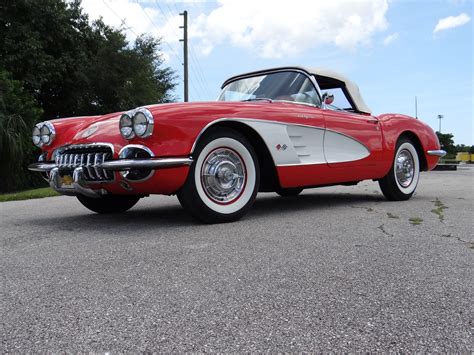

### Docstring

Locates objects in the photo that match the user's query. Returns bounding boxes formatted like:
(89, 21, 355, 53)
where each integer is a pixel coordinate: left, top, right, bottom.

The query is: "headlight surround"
(32, 121, 55, 147)
(32, 125, 42, 147)
(119, 108, 154, 140)
(119, 114, 135, 139)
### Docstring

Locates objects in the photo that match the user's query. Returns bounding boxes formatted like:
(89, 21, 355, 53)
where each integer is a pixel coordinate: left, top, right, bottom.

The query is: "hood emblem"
(81, 124, 99, 138)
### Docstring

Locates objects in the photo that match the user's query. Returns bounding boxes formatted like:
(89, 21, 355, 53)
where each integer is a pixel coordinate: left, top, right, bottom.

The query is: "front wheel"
(76, 194, 141, 214)
(177, 128, 260, 223)
(379, 137, 420, 201)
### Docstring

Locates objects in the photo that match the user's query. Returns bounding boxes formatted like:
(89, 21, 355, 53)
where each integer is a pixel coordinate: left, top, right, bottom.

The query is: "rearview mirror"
(322, 93, 334, 105)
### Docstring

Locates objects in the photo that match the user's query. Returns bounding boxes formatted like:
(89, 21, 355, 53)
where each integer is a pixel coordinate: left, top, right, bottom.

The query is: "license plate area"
(59, 174, 74, 189)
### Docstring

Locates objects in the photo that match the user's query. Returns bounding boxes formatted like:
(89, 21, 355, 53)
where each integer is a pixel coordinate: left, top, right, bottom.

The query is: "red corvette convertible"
(29, 66, 445, 223)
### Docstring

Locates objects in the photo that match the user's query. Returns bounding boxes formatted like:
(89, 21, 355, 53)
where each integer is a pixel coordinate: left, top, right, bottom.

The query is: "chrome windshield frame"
(218, 68, 323, 108)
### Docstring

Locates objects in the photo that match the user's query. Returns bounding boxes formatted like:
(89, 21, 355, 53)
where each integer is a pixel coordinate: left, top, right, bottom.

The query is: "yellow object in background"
(456, 152, 473, 162)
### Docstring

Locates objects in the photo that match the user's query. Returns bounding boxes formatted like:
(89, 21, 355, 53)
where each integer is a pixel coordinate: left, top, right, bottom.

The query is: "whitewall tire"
(379, 137, 420, 201)
(177, 128, 260, 223)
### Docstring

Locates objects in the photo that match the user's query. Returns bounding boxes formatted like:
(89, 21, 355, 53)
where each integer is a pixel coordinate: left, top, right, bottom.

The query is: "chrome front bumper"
(28, 157, 193, 198)
(427, 150, 447, 157)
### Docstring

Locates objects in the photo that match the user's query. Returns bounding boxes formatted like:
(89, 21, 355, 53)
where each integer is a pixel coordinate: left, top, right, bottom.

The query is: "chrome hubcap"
(396, 149, 415, 188)
(201, 148, 246, 204)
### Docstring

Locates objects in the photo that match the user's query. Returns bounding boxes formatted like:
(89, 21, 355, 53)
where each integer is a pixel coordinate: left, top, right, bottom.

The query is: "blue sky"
(82, 0, 473, 144)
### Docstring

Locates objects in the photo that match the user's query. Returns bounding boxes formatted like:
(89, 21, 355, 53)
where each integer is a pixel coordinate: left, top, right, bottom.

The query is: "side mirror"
(322, 93, 334, 105)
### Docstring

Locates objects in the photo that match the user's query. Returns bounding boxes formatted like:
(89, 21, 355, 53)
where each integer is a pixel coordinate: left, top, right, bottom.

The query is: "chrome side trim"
(28, 162, 56, 172)
(190, 117, 327, 154)
(427, 150, 447, 157)
(101, 157, 193, 171)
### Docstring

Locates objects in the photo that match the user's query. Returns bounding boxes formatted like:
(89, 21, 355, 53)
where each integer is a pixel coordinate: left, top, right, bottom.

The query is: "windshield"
(218, 71, 321, 107)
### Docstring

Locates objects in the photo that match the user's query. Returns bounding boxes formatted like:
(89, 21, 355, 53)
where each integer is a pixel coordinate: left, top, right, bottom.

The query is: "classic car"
(29, 66, 446, 223)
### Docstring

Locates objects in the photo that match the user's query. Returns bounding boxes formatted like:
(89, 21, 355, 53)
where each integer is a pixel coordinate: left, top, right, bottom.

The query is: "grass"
(0, 187, 60, 202)
(431, 198, 448, 222)
(409, 217, 423, 226)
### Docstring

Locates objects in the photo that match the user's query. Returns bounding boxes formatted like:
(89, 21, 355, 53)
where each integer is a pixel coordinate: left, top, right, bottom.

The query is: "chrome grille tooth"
(86, 153, 94, 180)
(94, 154, 103, 179)
(101, 152, 108, 179)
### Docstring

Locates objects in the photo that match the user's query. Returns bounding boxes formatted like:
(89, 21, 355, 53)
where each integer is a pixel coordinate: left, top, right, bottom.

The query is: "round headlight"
(32, 125, 42, 147)
(132, 109, 154, 138)
(39, 122, 55, 146)
(119, 114, 135, 139)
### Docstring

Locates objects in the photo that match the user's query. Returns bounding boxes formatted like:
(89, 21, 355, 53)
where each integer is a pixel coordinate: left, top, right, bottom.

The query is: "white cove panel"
(324, 130, 370, 163)
(237, 119, 325, 166)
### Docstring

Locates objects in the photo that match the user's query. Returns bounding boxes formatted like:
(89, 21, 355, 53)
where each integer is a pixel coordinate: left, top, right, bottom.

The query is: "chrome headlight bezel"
(119, 113, 135, 140)
(33, 121, 55, 147)
(119, 107, 154, 140)
(133, 108, 154, 138)
(32, 124, 42, 147)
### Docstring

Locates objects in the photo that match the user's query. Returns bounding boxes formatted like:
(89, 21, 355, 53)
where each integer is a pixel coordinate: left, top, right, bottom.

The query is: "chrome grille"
(55, 144, 114, 181)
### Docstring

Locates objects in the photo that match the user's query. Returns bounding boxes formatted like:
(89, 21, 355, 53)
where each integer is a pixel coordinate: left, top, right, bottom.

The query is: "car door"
(322, 109, 385, 178)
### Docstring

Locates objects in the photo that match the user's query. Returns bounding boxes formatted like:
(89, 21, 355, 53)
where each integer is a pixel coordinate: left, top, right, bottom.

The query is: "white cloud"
(80, 0, 182, 63)
(433, 13, 471, 33)
(80, 0, 390, 61)
(190, 0, 389, 58)
(383, 32, 399, 45)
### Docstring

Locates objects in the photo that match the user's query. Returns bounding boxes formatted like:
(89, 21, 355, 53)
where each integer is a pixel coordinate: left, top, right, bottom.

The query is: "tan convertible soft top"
(222, 66, 372, 114)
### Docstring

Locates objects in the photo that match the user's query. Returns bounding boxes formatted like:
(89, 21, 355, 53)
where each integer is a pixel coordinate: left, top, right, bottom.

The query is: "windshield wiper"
(241, 98, 273, 103)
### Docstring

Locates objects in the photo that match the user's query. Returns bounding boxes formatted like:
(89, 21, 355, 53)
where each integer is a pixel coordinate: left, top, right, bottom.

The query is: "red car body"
(29, 66, 444, 222)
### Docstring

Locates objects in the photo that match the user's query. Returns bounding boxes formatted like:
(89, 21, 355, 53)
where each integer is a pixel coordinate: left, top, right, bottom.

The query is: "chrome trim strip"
(101, 157, 193, 171)
(220, 67, 323, 104)
(59, 142, 115, 156)
(190, 117, 327, 154)
(28, 162, 56, 172)
(427, 149, 447, 157)
(118, 144, 155, 158)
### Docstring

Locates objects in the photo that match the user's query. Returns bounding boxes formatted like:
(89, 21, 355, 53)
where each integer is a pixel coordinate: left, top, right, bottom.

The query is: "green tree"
(0, 0, 176, 192)
(0, 71, 43, 192)
(436, 132, 456, 155)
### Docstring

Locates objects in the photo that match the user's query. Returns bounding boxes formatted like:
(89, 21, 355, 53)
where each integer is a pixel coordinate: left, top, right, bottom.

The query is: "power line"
(140, 6, 183, 64)
(102, 0, 139, 37)
(189, 45, 210, 98)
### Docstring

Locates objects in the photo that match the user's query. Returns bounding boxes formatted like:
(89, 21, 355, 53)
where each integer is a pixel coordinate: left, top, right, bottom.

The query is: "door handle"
(366, 119, 379, 124)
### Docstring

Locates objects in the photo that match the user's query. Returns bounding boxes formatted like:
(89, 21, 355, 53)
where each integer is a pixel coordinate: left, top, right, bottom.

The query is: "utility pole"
(179, 10, 188, 102)
(437, 114, 443, 133)
(415, 96, 418, 119)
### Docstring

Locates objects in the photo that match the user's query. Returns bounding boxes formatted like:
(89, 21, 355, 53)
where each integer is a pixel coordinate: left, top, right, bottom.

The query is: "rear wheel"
(379, 137, 420, 201)
(76, 194, 140, 214)
(177, 128, 260, 223)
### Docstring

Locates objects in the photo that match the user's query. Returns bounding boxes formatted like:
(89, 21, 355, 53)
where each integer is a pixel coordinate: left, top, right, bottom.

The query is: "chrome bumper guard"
(28, 157, 193, 197)
(427, 150, 447, 157)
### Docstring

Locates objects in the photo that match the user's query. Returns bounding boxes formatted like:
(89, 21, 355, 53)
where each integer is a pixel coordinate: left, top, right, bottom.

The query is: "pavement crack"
(378, 224, 393, 237)
(351, 206, 374, 212)
(439, 233, 473, 250)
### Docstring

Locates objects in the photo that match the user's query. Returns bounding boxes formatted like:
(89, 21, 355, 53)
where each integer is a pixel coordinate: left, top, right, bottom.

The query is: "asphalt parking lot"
(1, 168, 473, 352)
